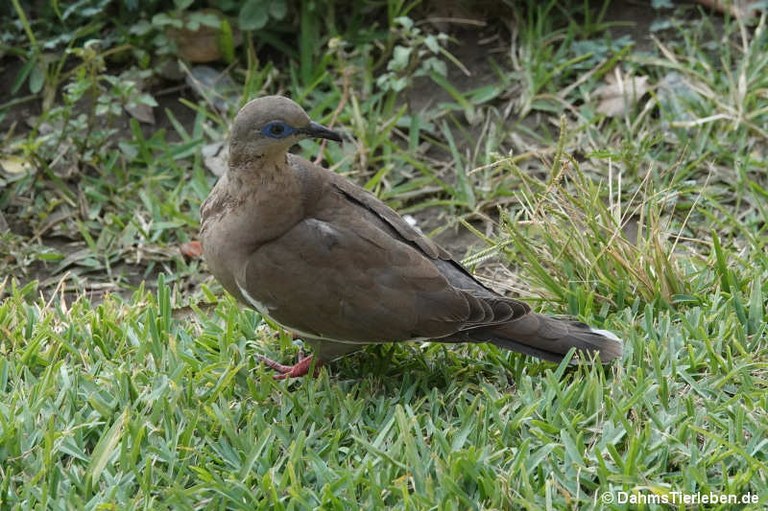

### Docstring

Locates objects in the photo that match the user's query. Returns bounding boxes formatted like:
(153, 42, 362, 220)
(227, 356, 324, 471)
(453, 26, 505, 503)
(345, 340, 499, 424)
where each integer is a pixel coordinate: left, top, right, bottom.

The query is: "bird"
(200, 95, 622, 379)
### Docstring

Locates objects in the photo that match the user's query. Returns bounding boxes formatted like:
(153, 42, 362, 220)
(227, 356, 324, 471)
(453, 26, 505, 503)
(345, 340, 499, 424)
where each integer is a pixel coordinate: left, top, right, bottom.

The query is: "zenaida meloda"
(200, 96, 622, 379)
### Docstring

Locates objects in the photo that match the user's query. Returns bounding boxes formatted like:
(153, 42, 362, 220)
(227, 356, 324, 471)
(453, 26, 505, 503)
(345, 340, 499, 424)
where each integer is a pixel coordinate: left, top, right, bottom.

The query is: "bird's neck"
(227, 152, 287, 187)
(228, 141, 288, 170)
(222, 152, 305, 241)
(227, 149, 264, 174)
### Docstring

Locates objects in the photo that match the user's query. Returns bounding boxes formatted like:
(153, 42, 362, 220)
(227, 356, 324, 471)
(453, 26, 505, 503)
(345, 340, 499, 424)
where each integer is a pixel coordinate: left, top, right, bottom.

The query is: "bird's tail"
(475, 313, 623, 363)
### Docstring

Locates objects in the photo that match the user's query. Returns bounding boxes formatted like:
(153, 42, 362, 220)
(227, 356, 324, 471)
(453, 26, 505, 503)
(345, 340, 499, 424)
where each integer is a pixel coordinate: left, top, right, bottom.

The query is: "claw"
(258, 352, 322, 379)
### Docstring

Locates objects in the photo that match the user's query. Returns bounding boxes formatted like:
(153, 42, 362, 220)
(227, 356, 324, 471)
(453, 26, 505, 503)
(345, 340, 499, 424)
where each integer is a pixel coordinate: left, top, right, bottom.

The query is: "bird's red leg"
(258, 351, 323, 380)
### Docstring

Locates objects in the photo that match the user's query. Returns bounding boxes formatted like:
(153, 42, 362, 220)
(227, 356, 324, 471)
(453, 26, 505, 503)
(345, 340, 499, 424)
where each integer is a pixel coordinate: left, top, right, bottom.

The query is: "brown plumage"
(200, 96, 622, 378)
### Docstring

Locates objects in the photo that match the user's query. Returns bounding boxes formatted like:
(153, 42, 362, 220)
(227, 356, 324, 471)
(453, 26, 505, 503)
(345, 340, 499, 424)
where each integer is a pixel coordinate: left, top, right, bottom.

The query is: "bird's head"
(229, 95, 342, 162)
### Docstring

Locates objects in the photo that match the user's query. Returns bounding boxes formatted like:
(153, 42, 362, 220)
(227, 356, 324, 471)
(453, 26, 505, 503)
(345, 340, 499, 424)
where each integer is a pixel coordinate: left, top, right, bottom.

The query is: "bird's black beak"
(300, 121, 343, 143)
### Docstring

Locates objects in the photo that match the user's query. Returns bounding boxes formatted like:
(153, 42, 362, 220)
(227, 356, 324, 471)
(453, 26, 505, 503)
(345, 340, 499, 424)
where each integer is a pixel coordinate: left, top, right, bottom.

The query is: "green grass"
(1, 270, 766, 509)
(1, 1, 767, 509)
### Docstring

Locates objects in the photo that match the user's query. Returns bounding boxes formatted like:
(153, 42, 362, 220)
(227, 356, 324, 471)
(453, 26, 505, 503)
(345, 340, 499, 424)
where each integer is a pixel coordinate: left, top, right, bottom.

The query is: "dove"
(200, 96, 622, 379)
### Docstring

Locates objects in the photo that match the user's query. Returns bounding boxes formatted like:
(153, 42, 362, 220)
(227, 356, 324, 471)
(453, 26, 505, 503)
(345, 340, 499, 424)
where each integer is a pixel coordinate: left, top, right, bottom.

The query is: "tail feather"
(471, 313, 623, 363)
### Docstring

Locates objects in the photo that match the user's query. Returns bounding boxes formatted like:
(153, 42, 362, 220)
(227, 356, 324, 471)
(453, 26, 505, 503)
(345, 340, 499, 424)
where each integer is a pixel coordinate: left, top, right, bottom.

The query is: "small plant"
(22, 41, 157, 171)
(148, 8, 235, 63)
(238, 0, 288, 31)
(376, 16, 455, 93)
(5, 0, 120, 101)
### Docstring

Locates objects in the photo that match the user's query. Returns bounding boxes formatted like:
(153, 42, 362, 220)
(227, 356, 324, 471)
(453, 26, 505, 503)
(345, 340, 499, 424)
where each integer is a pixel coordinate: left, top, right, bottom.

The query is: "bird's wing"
(239, 215, 519, 343)
(321, 162, 531, 307)
(236, 157, 529, 344)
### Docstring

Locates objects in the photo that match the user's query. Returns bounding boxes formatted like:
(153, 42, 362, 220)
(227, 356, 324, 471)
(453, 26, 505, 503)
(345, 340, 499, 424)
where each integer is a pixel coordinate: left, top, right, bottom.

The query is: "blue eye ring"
(262, 121, 295, 139)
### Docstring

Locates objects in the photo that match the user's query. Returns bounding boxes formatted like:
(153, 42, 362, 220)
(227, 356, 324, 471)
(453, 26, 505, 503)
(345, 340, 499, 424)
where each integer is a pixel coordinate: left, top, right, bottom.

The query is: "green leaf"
(87, 408, 129, 484)
(425, 57, 447, 77)
(218, 17, 235, 64)
(394, 16, 413, 30)
(239, 0, 269, 31)
(269, 0, 287, 20)
(424, 34, 440, 53)
(388, 45, 411, 72)
(28, 62, 45, 94)
(191, 12, 223, 29)
(12, 58, 36, 95)
(467, 83, 503, 104)
(152, 13, 182, 28)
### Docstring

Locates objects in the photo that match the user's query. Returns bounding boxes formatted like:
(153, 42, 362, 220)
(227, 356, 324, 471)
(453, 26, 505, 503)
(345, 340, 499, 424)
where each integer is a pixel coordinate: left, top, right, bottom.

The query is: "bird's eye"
(262, 122, 293, 138)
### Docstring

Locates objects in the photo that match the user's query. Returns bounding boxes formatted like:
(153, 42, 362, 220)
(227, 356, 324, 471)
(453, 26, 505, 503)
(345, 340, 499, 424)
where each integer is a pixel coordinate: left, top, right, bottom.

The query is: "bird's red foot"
(258, 352, 322, 380)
